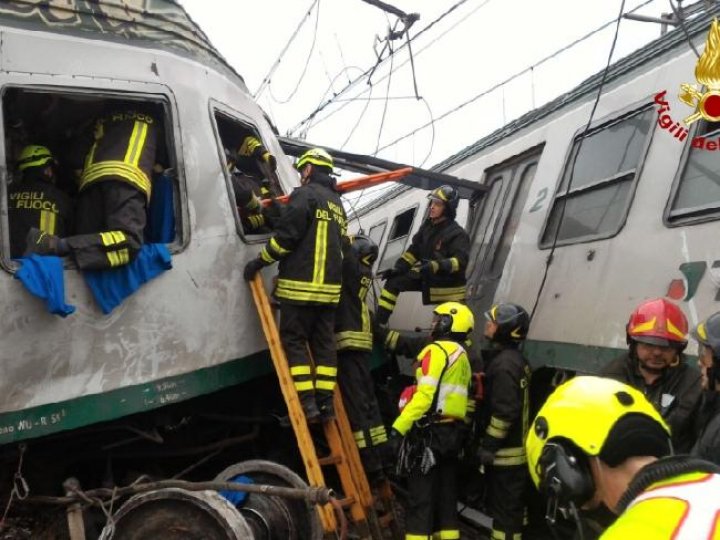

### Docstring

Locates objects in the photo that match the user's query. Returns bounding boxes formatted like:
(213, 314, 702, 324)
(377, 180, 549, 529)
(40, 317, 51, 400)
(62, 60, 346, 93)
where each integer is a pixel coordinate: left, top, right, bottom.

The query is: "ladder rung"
(337, 496, 355, 508)
(318, 454, 343, 466)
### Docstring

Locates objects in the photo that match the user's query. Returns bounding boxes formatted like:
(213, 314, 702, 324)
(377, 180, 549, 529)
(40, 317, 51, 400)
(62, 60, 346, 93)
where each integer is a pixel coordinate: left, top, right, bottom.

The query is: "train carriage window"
(212, 110, 285, 243)
(2, 87, 182, 267)
(368, 220, 387, 248)
(666, 120, 720, 223)
(377, 205, 418, 272)
(540, 106, 653, 247)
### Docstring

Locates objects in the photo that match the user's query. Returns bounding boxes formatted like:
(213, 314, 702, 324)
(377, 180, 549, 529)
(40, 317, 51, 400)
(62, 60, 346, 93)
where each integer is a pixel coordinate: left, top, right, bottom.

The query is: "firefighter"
(691, 312, 720, 465)
(375, 185, 470, 326)
(601, 298, 702, 452)
(227, 136, 281, 234)
(476, 302, 531, 540)
(526, 376, 720, 539)
(243, 148, 347, 421)
(335, 233, 392, 481)
(24, 106, 158, 270)
(389, 301, 473, 540)
(9, 145, 73, 259)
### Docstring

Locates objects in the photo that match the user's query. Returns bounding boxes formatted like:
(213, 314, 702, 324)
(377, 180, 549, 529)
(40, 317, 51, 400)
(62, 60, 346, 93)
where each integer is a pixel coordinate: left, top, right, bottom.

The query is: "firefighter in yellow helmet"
(389, 301, 473, 540)
(10, 145, 73, 258)
(244, 147, 347, 421)
(24, 105, 158, 270)
(375, 185, 470, 326)
(526, 376, 720, 539)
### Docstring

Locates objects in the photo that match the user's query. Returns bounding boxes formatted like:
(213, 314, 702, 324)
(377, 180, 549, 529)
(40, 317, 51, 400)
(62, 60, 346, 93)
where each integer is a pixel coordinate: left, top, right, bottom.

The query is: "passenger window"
(2, 87, 180, 266)
(540, 106, 653, 247)
(377, 206, 418, 272)
(212, 110, 285, 242)
(667, 120, 720, 222)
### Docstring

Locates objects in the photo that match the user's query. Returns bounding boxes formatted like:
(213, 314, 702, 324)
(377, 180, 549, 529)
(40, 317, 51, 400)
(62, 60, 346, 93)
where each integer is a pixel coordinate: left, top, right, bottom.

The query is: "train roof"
(0, 0, 245, 87)
(435, 10, 715, 171)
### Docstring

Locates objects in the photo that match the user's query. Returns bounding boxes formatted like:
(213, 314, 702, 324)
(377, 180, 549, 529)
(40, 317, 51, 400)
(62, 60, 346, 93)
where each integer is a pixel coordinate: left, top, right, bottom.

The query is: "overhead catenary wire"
(288, 0, 479, 135)
(269, 0, 322, 104)
(668, 0, 700, 57)
(372, 0, 657, 156)
(253, 0, 320, 99)
(528, 0, 628, 322)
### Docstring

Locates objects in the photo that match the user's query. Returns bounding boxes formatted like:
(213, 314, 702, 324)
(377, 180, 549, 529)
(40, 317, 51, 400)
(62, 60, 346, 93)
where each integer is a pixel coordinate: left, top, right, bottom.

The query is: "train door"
(466, 146, 543, 319)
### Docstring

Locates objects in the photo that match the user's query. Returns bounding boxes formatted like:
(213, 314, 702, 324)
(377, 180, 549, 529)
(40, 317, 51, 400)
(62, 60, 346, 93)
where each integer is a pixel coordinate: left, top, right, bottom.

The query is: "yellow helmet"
(18, 145, 54, 172)
(295, 147, 333, 171)
(526, 376, 669, 490)
(432, 302, 474, 337)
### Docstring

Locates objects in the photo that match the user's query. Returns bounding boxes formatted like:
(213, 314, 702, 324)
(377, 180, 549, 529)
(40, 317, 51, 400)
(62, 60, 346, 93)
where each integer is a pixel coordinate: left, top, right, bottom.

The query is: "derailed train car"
(352, 10, 720, 383)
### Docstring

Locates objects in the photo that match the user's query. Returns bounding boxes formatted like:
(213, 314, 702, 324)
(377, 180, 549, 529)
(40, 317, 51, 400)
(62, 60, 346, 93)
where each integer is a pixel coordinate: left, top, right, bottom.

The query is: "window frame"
(664, 120, 720, 226)
(209, 101, 280, 245)
(376, 203, 419, 272)
(0, 83, 188, 273)
(367, 219, 387, 248)
(538, 101, 655, 249)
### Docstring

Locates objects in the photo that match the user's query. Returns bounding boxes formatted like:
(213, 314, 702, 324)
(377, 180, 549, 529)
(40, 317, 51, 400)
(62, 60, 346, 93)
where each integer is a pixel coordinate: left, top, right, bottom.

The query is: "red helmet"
(626, 298, 688, 350)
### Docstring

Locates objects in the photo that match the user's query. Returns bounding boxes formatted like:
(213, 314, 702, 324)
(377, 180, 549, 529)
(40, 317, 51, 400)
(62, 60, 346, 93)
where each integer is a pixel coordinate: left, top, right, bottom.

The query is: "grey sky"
(180, 0, 669, 202)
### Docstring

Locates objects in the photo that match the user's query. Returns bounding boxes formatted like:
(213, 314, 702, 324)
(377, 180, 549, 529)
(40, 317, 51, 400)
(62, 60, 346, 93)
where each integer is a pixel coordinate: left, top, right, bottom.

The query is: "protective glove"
(476, 446, 496, 467)
(419, 260, 440, 277)
(260, 151, 278, 172)
(243, 258, 266, 281)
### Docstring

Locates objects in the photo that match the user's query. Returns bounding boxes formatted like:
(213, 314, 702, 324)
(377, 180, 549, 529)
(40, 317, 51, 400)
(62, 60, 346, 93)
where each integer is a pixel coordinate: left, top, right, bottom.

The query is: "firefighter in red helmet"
(601, 298, 702, 452)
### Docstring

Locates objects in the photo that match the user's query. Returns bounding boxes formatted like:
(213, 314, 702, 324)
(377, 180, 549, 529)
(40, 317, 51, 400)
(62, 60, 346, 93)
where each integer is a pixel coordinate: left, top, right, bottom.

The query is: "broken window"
(2, 87, 180, 266)
(377, 205, 418, 272)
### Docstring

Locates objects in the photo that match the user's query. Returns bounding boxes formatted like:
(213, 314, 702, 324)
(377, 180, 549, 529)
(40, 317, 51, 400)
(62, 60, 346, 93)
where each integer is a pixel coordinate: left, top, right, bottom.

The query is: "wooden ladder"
(250, 275, 400, 539)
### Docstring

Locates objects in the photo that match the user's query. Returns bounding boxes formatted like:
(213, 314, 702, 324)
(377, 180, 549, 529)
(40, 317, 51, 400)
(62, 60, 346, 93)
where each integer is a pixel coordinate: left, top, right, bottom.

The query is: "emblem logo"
(679, 19, 720, 125)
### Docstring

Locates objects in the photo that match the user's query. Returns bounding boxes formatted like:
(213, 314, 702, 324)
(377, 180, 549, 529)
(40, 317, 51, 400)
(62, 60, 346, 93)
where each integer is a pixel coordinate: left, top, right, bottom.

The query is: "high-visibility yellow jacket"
(602, 466, 720, 539)
(80, 108, 157, 200)
(260, 172, 347, 305)
(392, 340, 471, 435)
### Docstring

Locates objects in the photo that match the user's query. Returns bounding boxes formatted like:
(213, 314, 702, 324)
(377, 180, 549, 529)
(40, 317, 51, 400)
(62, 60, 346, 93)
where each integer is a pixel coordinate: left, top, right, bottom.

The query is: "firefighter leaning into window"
(228, 135, 281, 234)
(335, 234, 392, 483)
(243, 148, 347, 421)
(601, 298, 702, 452)
(526, 376, 720, 540)
(474, 302, 531, 540)
(375, 185, 470, 326)
(690, 312, 720, 466)
(9, 145, 73, 259)
(387, 302, 473, 540)
(24, 106, 158, 270)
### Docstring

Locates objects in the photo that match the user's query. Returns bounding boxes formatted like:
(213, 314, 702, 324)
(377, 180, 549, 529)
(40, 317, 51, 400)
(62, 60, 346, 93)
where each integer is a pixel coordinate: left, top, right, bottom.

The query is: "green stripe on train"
(0, 351, 272, 445)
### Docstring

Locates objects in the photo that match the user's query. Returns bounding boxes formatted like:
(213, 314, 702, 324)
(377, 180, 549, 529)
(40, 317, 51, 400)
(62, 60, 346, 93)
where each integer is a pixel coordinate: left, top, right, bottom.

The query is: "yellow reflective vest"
(602, 470, 720, 539)
(392, 340, 471, 436)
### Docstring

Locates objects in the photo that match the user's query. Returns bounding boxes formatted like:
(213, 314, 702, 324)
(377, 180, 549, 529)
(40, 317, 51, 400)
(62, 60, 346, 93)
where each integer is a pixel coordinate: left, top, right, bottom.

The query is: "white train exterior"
(352, 12, 720, 376)
(0, 1, 292, 444)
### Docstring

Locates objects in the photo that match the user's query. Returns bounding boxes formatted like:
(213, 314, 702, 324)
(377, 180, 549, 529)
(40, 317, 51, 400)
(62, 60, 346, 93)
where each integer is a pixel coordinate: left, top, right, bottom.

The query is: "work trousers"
(280, 303, 337, 402)
(376, 273, 422, 325)
(66, 181, 146, 270)
(337, 349, 389, 476)
(405, 423, 463, 539)
(486, 464, 528, 540)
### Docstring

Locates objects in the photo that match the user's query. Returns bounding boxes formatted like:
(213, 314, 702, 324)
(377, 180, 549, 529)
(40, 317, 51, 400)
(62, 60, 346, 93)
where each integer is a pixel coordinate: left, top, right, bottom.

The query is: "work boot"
(317, 392, 335, 422)
(299, 392, 320, 421)
(23, 228, 67, 257)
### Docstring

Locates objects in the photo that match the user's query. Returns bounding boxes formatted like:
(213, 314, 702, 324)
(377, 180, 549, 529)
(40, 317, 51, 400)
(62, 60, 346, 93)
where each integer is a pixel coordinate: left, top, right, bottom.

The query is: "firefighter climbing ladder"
(250, 275, 401, 539)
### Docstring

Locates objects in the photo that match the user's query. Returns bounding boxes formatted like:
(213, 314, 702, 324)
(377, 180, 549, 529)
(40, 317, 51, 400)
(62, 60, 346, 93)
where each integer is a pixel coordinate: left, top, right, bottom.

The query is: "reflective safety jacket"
(392, 340, 471, 435)
(8, 178, 73, 258)
(260, 172, 347, 305)
(602, 459, 720, 539)
(481, 347, 531, 467)
(335, 245, 373, 351)
(396, 218, 470, 304)
(79, 109, 157, 200)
